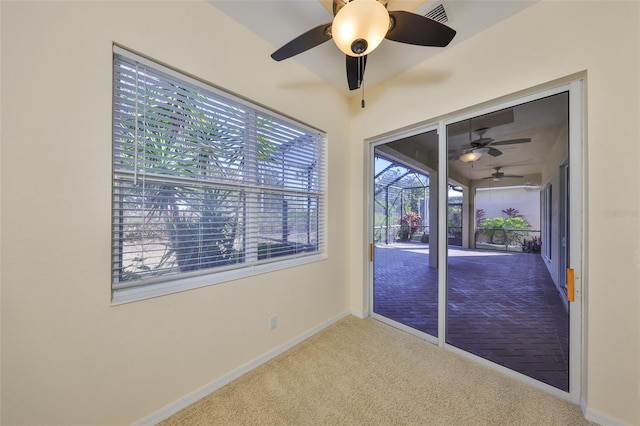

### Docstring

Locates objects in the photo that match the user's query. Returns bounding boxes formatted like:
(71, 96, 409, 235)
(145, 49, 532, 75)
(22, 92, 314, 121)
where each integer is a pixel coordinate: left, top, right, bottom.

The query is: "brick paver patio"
(373, 242, 569, 391)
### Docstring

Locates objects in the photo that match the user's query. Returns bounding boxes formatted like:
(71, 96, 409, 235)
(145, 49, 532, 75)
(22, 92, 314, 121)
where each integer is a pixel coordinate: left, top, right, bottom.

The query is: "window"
(112, 47, 326, 303)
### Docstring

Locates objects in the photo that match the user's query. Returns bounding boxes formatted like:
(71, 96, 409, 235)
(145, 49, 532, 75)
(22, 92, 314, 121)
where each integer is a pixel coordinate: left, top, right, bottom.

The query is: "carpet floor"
(161, 316, 594, 425)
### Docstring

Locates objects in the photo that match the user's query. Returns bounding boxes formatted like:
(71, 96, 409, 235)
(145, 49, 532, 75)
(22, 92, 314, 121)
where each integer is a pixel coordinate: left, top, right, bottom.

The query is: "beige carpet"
(161, 316, 595, 425)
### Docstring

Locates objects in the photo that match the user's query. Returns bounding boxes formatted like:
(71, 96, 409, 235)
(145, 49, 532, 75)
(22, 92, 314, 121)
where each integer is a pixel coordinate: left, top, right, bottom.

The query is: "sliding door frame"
(368, 123, 440, 345)
(366, 79, 584, 404)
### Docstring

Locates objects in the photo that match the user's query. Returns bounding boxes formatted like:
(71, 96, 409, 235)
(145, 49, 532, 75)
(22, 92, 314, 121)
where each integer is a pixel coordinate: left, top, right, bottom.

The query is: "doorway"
(369, 82, 582, 401)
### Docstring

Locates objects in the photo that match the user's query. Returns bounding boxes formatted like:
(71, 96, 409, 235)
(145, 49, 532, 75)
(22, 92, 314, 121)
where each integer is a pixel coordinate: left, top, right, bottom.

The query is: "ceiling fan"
(270, 0, 457, 91)
(482, 167, 524, 182)
(450, 127, 532, 162)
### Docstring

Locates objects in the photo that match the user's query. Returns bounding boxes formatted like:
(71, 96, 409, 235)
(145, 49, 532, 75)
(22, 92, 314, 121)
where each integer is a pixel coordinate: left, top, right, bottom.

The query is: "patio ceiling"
(377, 92, 569, 189)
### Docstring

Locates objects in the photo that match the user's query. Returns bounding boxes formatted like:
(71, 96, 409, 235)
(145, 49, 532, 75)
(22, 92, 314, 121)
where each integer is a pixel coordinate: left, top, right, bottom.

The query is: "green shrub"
(480, 216, 530, 247)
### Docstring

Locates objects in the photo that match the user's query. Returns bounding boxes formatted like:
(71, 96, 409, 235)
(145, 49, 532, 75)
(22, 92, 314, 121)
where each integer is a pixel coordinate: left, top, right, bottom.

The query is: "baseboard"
(583, 402, 632, 426)
(135, 310, 353, 425)
(349, 309, 366, 319)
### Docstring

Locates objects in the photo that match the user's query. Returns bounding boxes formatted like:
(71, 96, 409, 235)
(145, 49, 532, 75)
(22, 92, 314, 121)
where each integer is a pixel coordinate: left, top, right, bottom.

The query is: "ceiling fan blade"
(490, 138, 532, 146)
(271, 23, 332, 61)
(346, 55, 367, 90)
(487, 147, 503, 157)
(471, 137, 493, 146)
(386, 11, 456, 47)
(503, 174, 524, 178)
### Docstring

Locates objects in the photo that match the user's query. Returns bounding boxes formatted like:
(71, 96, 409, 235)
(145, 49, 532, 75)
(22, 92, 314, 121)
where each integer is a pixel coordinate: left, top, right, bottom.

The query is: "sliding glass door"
(369, 82, 582, 400)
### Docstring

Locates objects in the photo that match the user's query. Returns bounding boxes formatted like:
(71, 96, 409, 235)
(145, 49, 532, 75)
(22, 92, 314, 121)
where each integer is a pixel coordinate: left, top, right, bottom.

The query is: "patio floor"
(373, 242, 569, 391)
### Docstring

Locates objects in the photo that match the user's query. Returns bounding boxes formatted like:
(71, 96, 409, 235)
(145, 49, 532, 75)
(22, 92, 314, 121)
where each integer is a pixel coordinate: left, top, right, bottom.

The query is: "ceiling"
(210, 0, 537, 95)
(211, 0, 565, 186)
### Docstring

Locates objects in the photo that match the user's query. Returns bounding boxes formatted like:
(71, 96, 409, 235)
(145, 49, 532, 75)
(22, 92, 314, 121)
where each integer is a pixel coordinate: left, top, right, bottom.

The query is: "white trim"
(112, 253, 328, 305)
(583, 405, 631, 426)
(567, 79, 584, 404)
(371, 313, 439, 346)
(437, 120, 447, 346)
(134, 310, 352, 426)
(349, 309, 367, 319)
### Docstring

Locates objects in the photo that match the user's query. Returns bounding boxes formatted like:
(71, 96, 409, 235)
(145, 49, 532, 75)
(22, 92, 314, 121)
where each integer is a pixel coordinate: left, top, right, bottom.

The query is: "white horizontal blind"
(112, 47, 325, 295)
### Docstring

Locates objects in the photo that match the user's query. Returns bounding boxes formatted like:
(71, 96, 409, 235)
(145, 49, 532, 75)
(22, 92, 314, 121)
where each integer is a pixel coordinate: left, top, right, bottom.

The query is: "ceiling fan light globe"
(333, 0, 390, 57)
(459, 151, 482, 162)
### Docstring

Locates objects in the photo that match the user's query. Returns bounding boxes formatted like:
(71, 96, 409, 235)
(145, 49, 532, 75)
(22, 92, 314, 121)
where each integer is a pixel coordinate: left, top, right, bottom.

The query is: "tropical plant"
(502, 207, 524, 219)
(476, 208, 486, 227)
(522, 236, 542, 253)
(448, 205, 462, 228)
(399, 211, 421, 240)
(145, 92, 243, 272)
(117, 85, 269, 279)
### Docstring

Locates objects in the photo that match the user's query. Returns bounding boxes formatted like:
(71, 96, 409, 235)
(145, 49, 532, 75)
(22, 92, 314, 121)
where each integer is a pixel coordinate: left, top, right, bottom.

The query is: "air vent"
(424, 3, 448, 23)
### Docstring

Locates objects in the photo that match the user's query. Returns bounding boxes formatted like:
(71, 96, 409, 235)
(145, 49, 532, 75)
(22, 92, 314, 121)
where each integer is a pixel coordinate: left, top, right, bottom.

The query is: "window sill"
(111, 253, 328, 306)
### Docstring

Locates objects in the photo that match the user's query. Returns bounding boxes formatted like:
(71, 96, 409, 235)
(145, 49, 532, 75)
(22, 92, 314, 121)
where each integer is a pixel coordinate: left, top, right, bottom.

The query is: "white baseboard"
(349, 309, 366, 319)
(583, 402, 632, 426)
(135, 310, 353, 426)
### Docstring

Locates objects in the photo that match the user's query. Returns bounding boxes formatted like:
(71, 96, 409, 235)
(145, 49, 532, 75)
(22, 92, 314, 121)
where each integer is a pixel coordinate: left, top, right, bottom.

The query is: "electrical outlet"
(269, 315, 278, 330)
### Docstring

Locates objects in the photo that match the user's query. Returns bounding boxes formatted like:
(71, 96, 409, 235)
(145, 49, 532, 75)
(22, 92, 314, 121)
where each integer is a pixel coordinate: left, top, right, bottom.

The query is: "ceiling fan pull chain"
(360, 56, 366, 108)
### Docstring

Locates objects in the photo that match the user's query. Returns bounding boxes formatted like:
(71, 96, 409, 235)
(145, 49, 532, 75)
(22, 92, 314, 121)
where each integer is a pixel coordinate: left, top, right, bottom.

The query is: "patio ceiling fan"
(270, 0, 456, 91)
(481, 167, 524, 182)
(450, 128, 532, 162)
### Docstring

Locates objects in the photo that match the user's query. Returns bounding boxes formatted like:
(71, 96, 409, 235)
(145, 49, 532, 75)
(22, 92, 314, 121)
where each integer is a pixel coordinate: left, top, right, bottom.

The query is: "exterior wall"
(348, 1, 640, 424)
(0, 2, 351, 424)
(476, 187, 541, 229)
(540, 122, 570, 289)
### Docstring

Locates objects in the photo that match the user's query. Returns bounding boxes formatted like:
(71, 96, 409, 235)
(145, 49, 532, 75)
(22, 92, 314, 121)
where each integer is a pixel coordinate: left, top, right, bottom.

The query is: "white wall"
(476, 187, 541, 229)
(0, 2, 351, 424)
(540, 120, 571, 289)
(349, 1, 639, 424)
(3, 1, 640, 425)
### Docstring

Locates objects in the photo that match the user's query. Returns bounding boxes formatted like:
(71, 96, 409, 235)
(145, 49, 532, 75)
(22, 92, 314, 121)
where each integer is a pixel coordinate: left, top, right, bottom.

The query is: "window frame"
(111, 46, 327, 305)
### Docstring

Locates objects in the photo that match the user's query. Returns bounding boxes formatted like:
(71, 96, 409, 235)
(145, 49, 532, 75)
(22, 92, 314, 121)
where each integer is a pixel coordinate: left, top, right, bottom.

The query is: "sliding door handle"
(567, 268, 575, 302)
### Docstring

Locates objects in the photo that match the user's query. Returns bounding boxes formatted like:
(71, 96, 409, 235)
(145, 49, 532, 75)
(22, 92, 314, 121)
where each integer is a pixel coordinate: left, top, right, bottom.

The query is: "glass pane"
(373, 129, 439, 337)
(446, 93, 570, 391)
